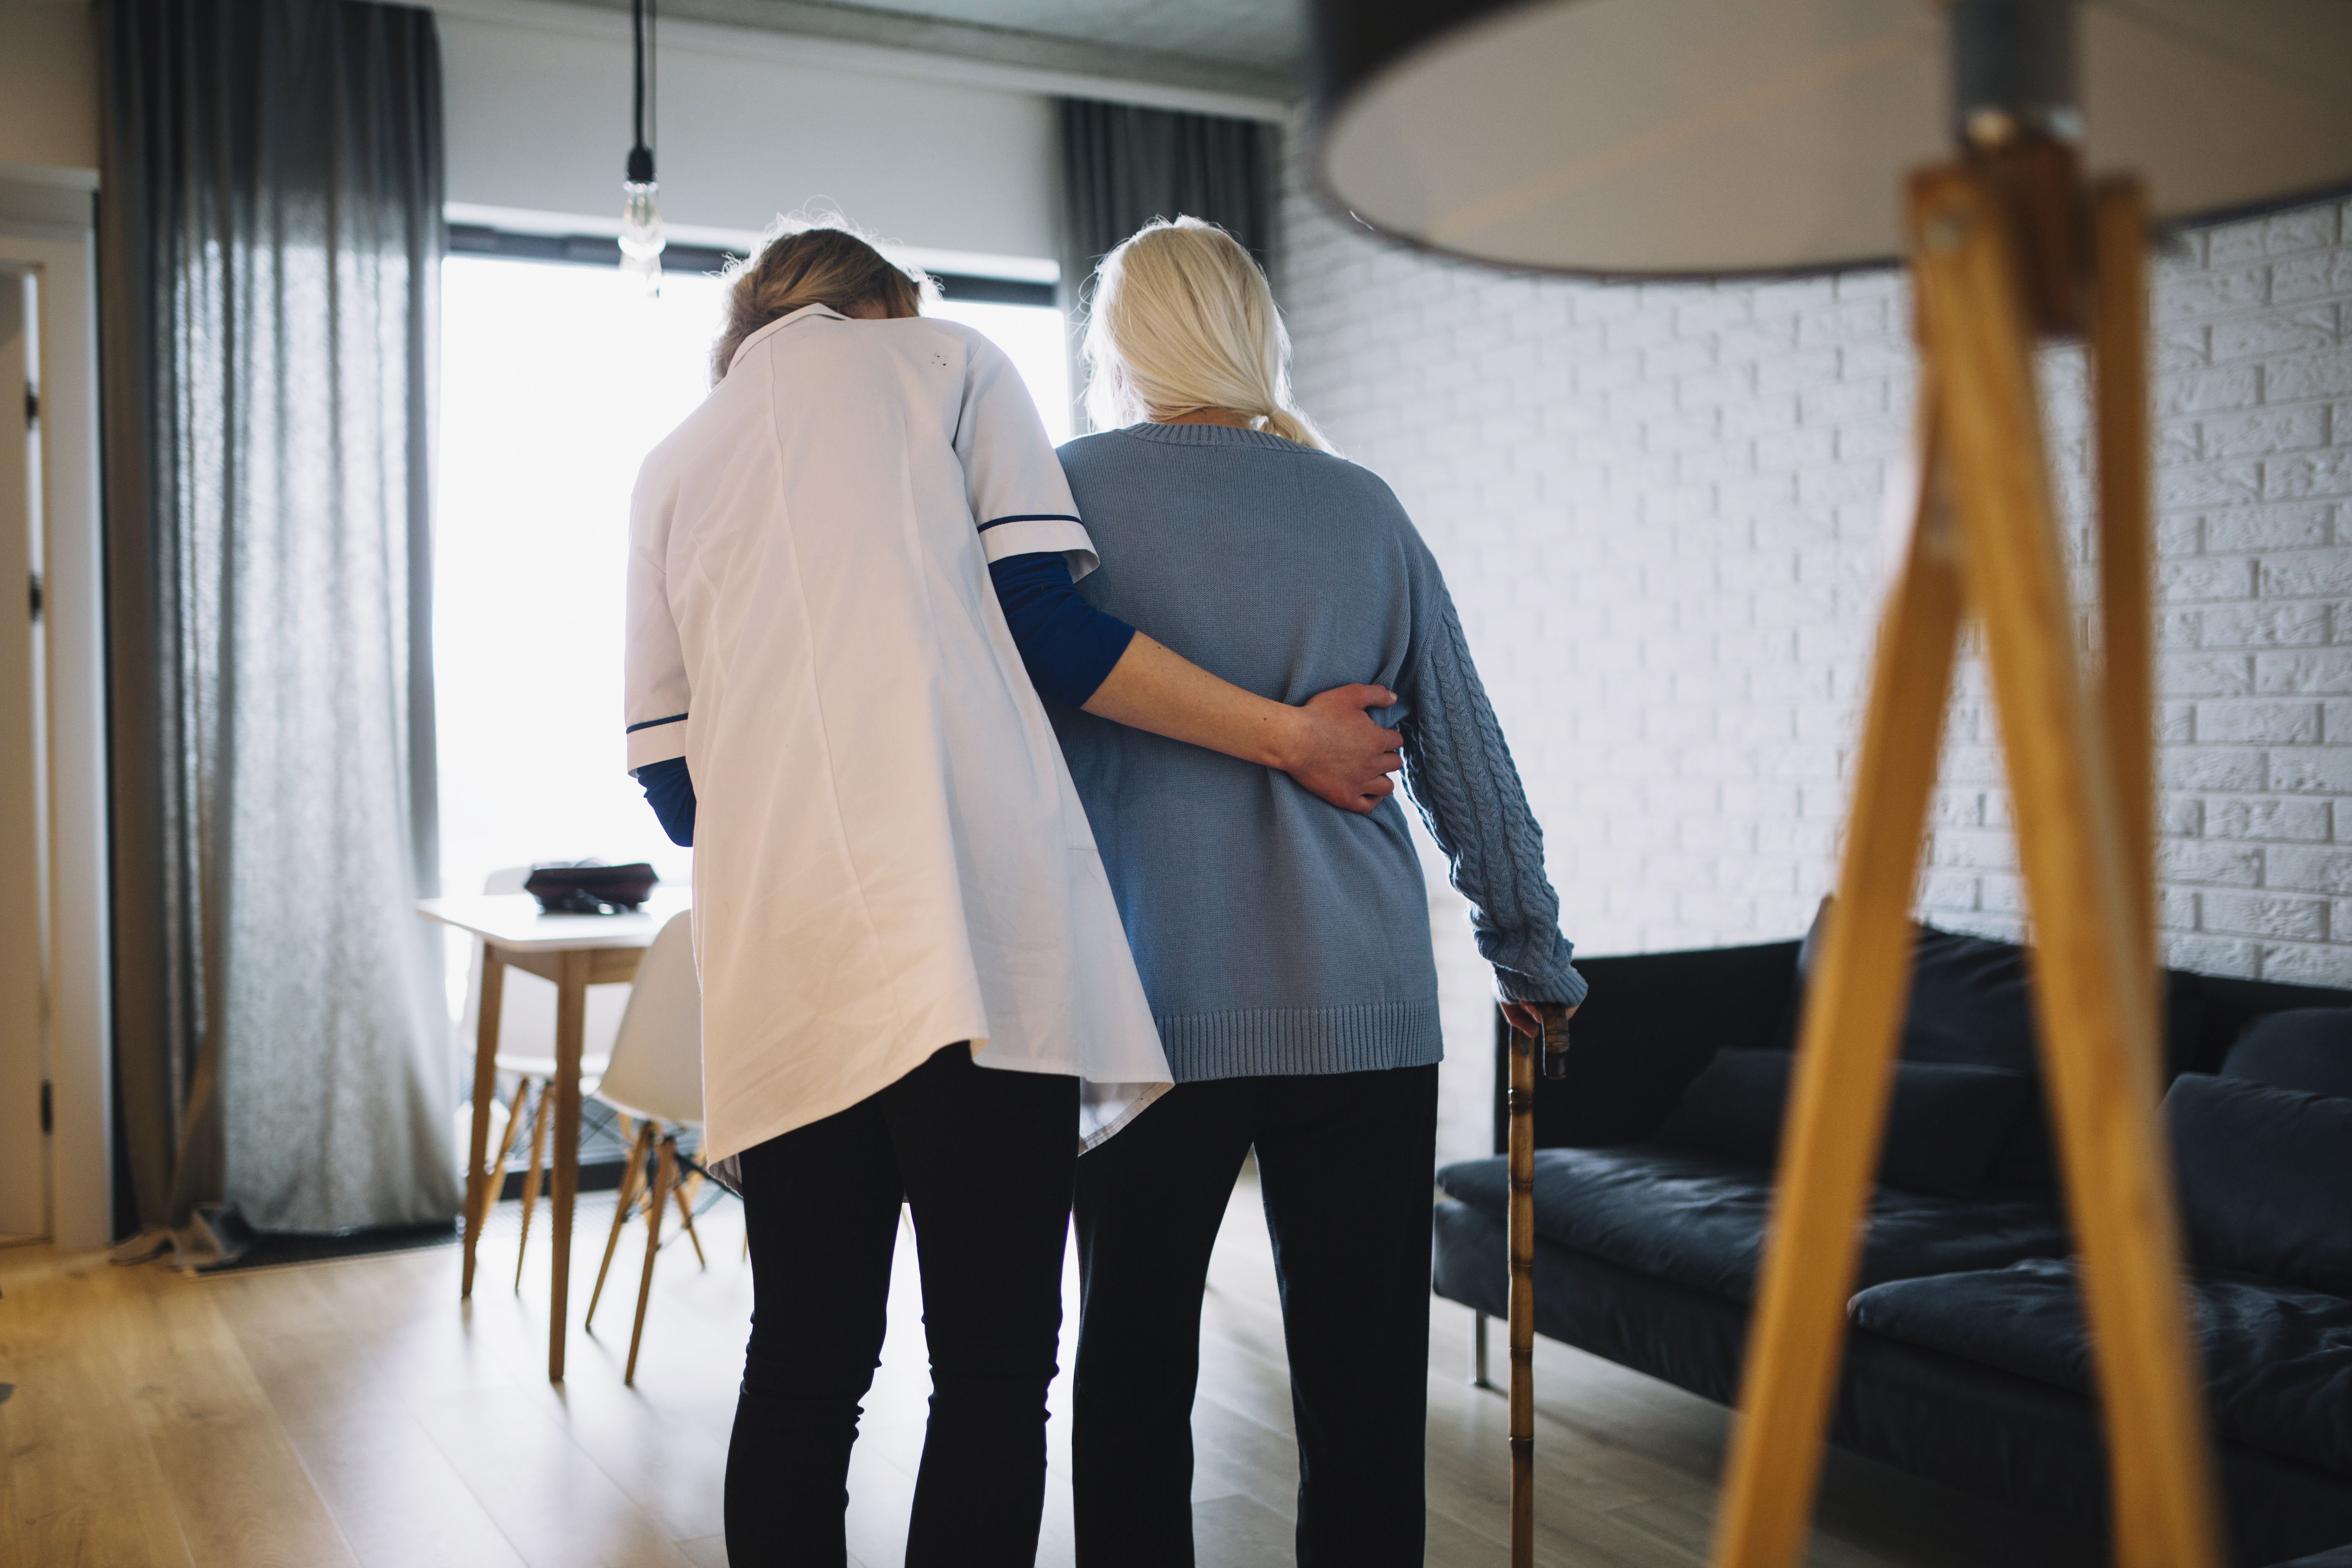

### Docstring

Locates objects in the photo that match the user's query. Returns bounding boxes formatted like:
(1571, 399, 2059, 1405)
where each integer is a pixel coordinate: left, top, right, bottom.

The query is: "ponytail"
(1081, 217, 1331, 452)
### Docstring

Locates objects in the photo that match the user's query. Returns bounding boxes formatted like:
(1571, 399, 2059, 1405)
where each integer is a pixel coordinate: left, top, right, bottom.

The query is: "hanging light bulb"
(620, 0, 663, 296)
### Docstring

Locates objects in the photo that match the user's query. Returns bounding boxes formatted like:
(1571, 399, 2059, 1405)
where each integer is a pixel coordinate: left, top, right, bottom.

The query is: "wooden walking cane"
(1507, 1003, 1572, 1566)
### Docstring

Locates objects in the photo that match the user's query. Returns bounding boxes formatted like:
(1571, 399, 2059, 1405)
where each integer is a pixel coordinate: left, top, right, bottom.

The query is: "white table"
(419, 887, 689, 1381)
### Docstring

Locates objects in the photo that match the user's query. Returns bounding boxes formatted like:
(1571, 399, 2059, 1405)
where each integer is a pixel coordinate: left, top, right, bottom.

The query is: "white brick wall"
(1276, 149, 2352, 1164)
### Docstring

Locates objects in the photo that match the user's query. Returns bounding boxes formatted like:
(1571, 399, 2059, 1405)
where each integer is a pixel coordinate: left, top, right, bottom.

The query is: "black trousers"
(724, 1044, 1079, 1568)
(1071, 1063, 1440, 1568)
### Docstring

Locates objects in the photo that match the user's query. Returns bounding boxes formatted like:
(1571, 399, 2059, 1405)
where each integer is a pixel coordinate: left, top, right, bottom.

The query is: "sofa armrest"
(1491, 939, 1802, 1153)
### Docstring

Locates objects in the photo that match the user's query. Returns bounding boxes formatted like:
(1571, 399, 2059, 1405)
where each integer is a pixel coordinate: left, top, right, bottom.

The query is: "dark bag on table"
(523, 861, 658, 915)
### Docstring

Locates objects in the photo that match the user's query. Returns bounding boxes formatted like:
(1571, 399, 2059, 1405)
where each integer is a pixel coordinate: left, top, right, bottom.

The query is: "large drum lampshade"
(1310, 0, 2352, 278)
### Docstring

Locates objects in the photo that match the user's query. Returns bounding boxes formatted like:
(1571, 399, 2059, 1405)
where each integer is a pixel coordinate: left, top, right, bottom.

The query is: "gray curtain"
(99, 0, 457, 1255)
(1056, 99, 1280, 426)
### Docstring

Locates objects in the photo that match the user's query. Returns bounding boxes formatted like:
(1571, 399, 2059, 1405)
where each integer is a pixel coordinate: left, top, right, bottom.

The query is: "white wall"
(1280, 139, 2352, 1165)
(437, 9, 1059, 260)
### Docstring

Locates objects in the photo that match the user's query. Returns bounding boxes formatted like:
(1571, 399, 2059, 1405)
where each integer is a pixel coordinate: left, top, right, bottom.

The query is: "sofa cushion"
(1850, 1257, 2352, 1480)
(2226, 1009, 2352, 1102)
(1903, 926, 2039, 1071)
(1894, 926, 2209, 1190)
(2170, 1073, 2352, 1298)
(1654, 1048, 2030, 1197)
(1436, 1145, 2071, 1305)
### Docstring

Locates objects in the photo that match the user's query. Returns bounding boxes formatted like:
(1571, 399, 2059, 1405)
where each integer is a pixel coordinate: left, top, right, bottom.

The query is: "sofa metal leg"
(1471, 1309, 1497, 1390)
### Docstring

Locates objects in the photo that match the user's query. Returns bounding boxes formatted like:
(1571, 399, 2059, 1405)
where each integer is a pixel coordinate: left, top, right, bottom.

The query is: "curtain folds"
(1056, 99, 1280, 427)
(99, 0, 458, 1255)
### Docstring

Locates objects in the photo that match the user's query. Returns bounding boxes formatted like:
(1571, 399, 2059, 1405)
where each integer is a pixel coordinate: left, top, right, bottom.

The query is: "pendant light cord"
(629, 0, 656, 177)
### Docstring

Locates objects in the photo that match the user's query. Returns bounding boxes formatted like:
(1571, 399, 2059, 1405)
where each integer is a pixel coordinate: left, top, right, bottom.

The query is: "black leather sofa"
(1432, 924, 2352, 1565)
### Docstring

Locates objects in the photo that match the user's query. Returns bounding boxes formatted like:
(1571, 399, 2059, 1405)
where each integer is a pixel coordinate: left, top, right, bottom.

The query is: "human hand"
(1278, 684, 1402, 814)
(1502, 1001, 1579, 1038)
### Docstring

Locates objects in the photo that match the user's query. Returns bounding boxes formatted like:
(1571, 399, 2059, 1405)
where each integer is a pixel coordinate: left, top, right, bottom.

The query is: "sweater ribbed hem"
(1157, 1000, 1445, 1083)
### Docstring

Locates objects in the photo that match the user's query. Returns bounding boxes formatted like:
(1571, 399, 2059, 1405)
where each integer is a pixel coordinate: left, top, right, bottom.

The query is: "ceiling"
(572, 0, 1308, 102)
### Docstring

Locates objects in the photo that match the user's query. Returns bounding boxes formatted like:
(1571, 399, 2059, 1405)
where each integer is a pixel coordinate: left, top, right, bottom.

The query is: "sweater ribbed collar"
(1109, 421, 1310, 452)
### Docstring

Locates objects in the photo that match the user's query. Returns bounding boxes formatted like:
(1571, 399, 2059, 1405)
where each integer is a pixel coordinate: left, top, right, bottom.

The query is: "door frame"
(0, 214, 113, 1251)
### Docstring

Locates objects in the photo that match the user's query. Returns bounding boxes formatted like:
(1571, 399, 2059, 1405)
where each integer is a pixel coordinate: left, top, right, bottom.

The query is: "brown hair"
(711, 220, 925, 383)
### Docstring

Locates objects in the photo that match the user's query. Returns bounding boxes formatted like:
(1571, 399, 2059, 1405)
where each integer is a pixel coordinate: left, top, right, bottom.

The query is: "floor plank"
(409, 1384, 696, 1568)
(205, 1267, 528, 1568)
(102, 1260, 361, 1568)
(0, 1255, 192, 1568)
(0, 1168, 2100, 1567)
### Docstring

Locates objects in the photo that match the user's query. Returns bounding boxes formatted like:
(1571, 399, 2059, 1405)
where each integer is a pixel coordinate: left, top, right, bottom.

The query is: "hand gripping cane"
(1508, 1004, 1573, 1565)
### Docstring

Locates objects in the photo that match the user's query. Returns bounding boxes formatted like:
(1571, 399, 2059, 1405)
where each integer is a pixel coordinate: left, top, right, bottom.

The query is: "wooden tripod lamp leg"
(1911, 166, 2221, 1568)
(1709, 417, 1966, 1568)
(1506, 1016, 1536, 1567)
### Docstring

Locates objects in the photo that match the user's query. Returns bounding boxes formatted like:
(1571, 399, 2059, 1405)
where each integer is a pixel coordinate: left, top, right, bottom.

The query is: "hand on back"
(1282, 684, 1403, 814)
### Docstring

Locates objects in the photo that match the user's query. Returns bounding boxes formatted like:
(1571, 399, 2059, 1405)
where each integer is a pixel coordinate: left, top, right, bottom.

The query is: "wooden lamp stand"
(1709, 144, 2222, 1568)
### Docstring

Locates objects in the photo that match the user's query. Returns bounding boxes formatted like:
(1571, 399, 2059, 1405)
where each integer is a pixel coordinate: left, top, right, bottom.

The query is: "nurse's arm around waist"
(1083, 632, 1402, 816)
(985, 549, 1396, 814)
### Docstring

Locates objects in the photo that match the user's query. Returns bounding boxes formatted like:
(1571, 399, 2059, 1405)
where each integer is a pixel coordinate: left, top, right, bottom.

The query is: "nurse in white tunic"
(623, 225, 1400, 1568)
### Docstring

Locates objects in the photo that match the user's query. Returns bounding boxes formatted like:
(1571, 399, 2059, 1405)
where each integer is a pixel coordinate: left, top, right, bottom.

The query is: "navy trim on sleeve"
(625, 712, 688, 734)
(987, 551, 1137, 709)
(977, 513, 1082, 532)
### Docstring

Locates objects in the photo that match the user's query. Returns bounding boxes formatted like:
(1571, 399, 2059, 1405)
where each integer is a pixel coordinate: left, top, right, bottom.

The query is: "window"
(434, 245, 1070, 925)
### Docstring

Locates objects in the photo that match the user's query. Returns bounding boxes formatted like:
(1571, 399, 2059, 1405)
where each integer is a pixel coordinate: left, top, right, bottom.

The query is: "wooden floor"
(0, 1169, 2097, 1567)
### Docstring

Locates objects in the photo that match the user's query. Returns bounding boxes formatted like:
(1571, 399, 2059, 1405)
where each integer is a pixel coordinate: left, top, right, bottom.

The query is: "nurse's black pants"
(1070, 1063, 1440, 1568)
(725, 1043, 1078, 1568)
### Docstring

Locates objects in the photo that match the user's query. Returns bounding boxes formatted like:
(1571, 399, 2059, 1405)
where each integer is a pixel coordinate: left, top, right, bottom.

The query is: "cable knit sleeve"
(1397, 591, 1588, 1008)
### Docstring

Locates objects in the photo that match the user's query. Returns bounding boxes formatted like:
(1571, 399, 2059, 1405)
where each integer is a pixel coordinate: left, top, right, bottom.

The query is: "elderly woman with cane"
(622, 219, 1402, 1568)
(1050, 217, 1587, 1568)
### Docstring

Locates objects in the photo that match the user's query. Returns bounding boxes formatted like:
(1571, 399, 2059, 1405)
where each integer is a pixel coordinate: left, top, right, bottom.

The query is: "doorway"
(0, 266, 46, 1241)
(0, 213, 111, 1251)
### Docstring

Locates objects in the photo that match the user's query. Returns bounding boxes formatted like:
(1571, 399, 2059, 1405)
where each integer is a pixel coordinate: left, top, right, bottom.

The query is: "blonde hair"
(712, 216, 928, 383)
(1081, 217, 1328, 451)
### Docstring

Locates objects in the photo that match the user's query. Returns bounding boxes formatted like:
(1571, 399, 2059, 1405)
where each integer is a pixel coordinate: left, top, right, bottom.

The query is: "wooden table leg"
(547, 948, 589, 1382)
(460, 945, 505, 1300)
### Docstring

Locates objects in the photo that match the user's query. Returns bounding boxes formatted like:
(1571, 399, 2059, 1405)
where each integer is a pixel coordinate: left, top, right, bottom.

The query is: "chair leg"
(673, 1172, 707, 1269)
(588, 1119, 657, 1331)
(625, 1133, 676, 1386)
(475, 1077, 531, 1236)
(514, 1080, 553, 1291)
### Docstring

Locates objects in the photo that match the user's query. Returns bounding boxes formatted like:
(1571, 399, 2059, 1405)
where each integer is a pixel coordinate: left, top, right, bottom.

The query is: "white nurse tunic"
(623, 303, 1169, 1161)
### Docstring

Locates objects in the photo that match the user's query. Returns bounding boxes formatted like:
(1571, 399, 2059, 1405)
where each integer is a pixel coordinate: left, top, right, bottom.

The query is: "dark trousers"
(724, 1044, 1079, 1568)
(1071, 1063, 1440, 1568)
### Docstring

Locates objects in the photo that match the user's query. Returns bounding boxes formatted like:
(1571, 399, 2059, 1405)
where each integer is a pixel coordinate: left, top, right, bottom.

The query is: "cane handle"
(1539, 1002, 1571, 1079)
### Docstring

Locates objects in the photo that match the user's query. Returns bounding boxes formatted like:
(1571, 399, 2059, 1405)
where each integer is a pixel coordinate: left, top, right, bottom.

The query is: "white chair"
(582, 909, 705, 1383)
(461, 866, 625, 1287)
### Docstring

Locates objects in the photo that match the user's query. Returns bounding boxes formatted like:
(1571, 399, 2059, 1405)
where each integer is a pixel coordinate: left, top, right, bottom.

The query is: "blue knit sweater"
(1051, 422, 1585, 1083)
